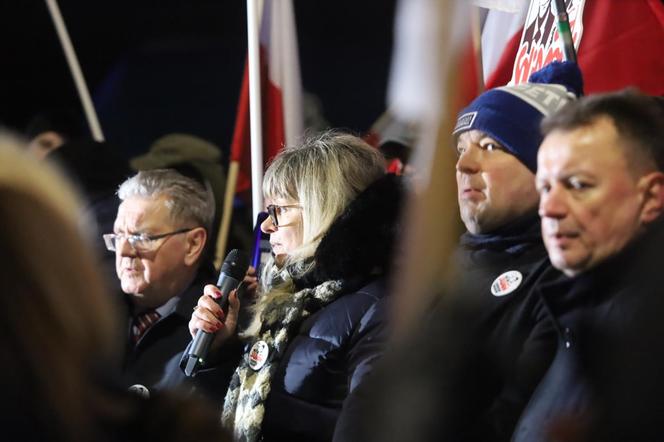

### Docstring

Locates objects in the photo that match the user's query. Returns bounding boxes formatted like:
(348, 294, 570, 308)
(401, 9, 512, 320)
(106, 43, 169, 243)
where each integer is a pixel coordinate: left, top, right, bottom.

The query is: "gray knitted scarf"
(221, 262, 343, 442)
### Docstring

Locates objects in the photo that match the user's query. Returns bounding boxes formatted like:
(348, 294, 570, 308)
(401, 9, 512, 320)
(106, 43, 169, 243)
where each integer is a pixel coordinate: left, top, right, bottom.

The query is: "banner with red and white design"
(487, 0, 664, 95)
(511, 0, 586, 85)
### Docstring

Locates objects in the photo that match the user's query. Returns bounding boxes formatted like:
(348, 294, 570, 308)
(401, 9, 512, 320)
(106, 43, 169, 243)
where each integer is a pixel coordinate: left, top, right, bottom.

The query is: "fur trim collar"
(301, 173, 405, 290)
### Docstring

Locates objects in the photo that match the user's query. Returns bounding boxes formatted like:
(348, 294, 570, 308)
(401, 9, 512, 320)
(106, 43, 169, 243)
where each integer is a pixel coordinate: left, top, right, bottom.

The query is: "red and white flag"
(455, 1, 530, 107)
(215, 0, 303, 266)
(229, 0, 304, 194)
(479, 1, 530, 89)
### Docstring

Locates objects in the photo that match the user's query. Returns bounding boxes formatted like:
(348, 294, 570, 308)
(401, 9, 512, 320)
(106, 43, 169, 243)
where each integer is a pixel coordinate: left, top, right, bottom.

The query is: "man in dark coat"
(513, 90, 664, 441)
(351, 62, 582, 442)
(106, 168, 238, 402)
(439, 62, 582, 439)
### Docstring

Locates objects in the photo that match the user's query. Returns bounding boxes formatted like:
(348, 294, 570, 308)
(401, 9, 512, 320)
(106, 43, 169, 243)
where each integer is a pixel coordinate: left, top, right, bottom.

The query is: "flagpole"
(470, 5, 485, 93)
(551, 0, 577, 63)
(247, 0, 264, 223)
(214, 162, 240, 269)
(44, 0, 104, 142)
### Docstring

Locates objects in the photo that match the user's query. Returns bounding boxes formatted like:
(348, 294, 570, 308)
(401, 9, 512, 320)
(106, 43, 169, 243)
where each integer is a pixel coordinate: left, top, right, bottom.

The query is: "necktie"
(132, 310, 161, 344)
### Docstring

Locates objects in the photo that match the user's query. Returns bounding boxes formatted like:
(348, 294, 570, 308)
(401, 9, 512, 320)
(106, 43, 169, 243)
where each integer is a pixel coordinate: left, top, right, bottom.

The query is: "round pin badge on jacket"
(248, 340, 270, 370)
(491, 270, 523, 297)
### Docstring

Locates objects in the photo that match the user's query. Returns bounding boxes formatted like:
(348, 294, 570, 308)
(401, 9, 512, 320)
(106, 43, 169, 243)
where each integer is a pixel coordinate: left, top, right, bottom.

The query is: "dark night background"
(0, 0, 396, 160)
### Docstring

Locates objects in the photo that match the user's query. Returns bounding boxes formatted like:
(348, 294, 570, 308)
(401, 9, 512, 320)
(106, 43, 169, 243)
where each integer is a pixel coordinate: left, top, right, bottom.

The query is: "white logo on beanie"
(453, 111, 478, 134)
(498, 84, 574, 116)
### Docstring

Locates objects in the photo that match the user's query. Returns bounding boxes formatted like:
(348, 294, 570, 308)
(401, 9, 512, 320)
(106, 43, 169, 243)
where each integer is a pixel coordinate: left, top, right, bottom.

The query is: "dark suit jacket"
(122, 264, 240, 403)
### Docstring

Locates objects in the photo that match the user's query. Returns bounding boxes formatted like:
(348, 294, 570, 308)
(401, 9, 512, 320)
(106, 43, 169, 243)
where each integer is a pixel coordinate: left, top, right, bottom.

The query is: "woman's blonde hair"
(0, 135, 121, 441)
(243, 131, 385, 338)
(262, 130, 385, 263)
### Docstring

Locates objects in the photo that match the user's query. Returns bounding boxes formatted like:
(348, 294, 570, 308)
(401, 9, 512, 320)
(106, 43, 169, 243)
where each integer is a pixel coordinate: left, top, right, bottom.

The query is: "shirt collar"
(154, 294, 180, 317)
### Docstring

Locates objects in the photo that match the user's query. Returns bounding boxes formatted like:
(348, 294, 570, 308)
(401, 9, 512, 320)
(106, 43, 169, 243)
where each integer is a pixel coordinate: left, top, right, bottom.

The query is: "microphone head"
(221, 249, 251, 280)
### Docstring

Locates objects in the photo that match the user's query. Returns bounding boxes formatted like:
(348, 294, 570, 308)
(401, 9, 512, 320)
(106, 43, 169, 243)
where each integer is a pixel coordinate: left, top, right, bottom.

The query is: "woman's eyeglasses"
(266, 204, 301, 227)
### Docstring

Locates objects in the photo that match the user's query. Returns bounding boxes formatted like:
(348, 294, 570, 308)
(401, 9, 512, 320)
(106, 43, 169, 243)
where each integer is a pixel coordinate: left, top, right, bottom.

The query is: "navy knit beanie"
(453, 61, 583, 172)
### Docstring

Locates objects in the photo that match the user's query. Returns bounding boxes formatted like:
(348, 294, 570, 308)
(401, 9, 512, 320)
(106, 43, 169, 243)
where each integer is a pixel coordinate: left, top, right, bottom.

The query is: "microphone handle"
(184, 273, 241, 376)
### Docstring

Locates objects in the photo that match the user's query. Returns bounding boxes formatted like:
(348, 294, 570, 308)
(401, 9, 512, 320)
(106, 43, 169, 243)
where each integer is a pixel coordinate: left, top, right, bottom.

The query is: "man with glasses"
(107, 169, 234, 400)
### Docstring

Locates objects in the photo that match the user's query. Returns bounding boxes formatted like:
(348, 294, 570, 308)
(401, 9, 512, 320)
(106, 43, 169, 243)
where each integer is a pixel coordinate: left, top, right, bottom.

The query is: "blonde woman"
(189, 131, 404, 441)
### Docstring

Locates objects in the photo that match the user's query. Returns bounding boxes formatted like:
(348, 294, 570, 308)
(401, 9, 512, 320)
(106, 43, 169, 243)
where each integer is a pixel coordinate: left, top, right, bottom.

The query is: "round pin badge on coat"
(248, 340, 270, 370)
(491, 270, 523, 297)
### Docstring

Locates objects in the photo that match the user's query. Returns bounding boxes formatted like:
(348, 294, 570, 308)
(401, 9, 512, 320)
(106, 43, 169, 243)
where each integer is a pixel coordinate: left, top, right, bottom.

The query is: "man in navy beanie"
(341, 62, 584, 442)
(439, 60, 582, 440)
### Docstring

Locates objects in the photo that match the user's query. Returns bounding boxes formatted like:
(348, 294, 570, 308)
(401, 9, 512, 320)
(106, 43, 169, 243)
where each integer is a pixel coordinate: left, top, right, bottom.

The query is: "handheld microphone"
(184, 249, 250, 377)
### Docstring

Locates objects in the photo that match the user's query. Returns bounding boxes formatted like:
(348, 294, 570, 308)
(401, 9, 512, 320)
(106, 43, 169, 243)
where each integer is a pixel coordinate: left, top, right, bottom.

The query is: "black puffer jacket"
(259, 174, 404, 442)
(347, 215, 559, 442)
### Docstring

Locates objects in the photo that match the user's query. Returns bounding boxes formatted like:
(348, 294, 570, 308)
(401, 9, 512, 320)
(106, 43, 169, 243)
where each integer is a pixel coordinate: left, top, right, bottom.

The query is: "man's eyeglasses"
(103, 228, 194, 253)
(266, 204, 301, 227)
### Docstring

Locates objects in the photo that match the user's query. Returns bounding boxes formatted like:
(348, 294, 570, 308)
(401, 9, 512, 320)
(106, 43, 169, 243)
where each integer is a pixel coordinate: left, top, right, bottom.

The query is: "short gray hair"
(117, 169, 214, 232)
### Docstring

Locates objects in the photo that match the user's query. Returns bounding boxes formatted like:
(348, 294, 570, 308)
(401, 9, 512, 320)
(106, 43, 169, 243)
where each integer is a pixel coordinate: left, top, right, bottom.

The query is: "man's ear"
(639, 172, 664, 225)
(183, 227, 207, 266)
